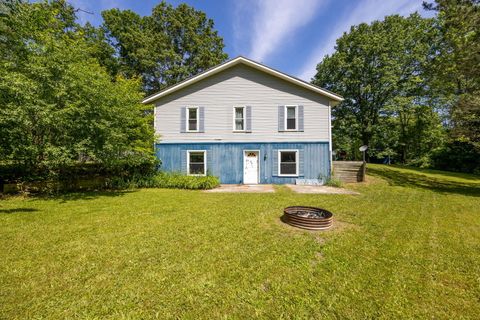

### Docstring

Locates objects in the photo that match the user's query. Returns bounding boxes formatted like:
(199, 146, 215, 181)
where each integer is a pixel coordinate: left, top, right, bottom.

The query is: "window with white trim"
(187, 107, 198, 132)
(188, 150, 206, 175)
(233, 106, 245, 131)
(285, 105, 297, 130)
(278, 150, 298, 176)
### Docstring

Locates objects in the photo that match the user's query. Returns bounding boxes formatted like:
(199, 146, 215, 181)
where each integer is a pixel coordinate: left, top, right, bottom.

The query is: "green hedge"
(430, 140, 480, 174)
(0, 156, 160, 184)
(1, 171, 219, 194)
(107, 172, 220, 190)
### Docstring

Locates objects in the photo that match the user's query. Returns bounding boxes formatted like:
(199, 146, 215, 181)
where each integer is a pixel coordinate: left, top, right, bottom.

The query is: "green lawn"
(1, 165, 479, 319)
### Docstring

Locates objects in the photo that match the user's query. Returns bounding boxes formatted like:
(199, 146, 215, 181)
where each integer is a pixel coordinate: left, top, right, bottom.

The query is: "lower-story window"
(188, 150, 206, 175)
(278, 150, 298, 176)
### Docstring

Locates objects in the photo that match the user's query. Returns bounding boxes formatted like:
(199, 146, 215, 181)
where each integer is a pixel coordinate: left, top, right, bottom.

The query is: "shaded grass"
(368, 164, 480, 196)
(389, 165, 480, 181)
(1, 165, 479, 319)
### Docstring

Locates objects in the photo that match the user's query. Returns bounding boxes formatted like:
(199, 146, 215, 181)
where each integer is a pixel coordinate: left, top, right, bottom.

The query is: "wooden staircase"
(333, 161, 365, 183)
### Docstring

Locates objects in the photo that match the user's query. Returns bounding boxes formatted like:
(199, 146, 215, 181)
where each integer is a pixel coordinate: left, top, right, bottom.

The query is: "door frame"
(243, 150, 260, 184)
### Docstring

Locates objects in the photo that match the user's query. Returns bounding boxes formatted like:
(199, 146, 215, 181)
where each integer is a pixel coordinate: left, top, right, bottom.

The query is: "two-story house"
(142, 56, 343, 184)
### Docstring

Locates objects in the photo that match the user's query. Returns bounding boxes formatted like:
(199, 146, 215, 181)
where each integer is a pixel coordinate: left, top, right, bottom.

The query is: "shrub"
(0, 159, 160, 197)
(101, 155, 160, 179)
(107, 172, 220, 190)
(430, 140, 480, 173)
(154, 172, 220, 189)
(324, 177, 343, 188)
(406, 155, 434, 169)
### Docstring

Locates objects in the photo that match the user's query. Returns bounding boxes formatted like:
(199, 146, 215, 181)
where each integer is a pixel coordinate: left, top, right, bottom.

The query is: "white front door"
(243, 151, 259, 184)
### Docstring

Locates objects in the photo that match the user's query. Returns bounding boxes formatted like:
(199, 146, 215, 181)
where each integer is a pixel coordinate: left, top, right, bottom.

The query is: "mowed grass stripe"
(1, 164, 479, 319)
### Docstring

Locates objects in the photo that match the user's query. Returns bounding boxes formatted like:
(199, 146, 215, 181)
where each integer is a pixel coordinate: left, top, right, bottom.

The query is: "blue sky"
(70, 0, 430, 81)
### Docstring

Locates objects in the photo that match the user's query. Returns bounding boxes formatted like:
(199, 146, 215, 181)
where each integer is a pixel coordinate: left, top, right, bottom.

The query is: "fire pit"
(283, 206, 333, 230)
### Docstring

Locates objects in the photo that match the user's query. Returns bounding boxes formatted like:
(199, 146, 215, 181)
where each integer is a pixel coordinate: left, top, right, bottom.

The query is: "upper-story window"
(233, 106, 245, 131)
(187, 107, 199, 132)
(285, 105, 297, 130)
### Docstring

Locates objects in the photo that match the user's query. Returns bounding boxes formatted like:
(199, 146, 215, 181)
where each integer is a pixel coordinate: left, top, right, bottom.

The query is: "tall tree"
(313, 14, 444, 163)
(424, 0, 480, 148)
(0, 0, 154, 176)
(83, 21, 119, 78)
(101, 1, 228, 94)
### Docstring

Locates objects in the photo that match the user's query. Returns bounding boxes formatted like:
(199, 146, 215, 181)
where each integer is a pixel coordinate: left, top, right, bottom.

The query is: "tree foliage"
(0, 0, 155, 178)
(313, 3, 479, 173)
(100, 1, 228, 94)
(424, 0, 480, 97)
(424, 0, 480, 172)
(313, 14, 446, 164)
(0, 0, 229, 183)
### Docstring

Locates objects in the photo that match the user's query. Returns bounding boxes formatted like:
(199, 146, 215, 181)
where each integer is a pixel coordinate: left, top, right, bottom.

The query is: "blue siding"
(156, 142, 330, 184)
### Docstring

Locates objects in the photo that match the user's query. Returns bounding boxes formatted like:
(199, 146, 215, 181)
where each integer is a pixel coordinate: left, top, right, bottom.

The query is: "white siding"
(154, 64, 331, 143)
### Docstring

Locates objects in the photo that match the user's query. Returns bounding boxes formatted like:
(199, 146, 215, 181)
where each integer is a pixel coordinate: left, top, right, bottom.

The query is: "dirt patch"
(329, 219, 359, 232)
(261, 282, 272, 292)
(313, 233, 326, 245)
(311, 251, 325, 267)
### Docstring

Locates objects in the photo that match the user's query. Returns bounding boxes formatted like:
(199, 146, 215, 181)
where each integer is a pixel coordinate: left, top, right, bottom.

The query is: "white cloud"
(234, 0, 327, 63)
(297, 0, 425, 81)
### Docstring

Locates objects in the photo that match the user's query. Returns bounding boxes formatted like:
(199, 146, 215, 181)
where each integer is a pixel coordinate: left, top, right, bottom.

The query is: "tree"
(83, 21, 119, 78)
(418, 0, 480, 173)
(0, 0, 155, 177)
(313, 14, 445, 163)
(424, 0, 480, 148)
(101, 1, 228, 94)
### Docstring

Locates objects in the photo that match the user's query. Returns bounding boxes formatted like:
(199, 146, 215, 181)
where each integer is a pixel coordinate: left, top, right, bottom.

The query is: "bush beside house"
(108, 172, 220, 190)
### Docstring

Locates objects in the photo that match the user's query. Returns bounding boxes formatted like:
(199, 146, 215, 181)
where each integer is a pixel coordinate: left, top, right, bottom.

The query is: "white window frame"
(278, 149, 299, 177)
(284, 105, 298, 131)
(187, 150, 207, 176)
(232, 106, 246, 132)
(186, 106, 199, 132)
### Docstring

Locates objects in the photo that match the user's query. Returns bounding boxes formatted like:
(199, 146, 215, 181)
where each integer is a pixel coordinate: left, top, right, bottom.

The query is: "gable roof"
(142, 56, 343, 104)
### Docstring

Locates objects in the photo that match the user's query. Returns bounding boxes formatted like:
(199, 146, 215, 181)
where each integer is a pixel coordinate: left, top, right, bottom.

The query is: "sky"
(69, 0, 431, 81)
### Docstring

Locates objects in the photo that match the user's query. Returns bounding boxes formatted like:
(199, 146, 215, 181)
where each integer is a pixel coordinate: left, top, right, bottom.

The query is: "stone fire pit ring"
(283, 206, 333, 230)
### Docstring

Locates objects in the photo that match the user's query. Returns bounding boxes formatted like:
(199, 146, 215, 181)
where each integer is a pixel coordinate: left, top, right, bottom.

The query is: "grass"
(1, 164, 479, 319)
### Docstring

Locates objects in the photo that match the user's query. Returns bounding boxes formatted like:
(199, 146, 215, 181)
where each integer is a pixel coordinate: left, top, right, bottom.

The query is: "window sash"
(280, 163, 297, 175)
(286, 118, 296, 130)
(285, 106, 297, 130)
(235, 119, 244, 131)
(188, 151, 206, 175)
(233, 107, 245, 131)
(278, 150, 298, 176)
(187, 107, 198, 131)
(188, 120, 197, 131)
